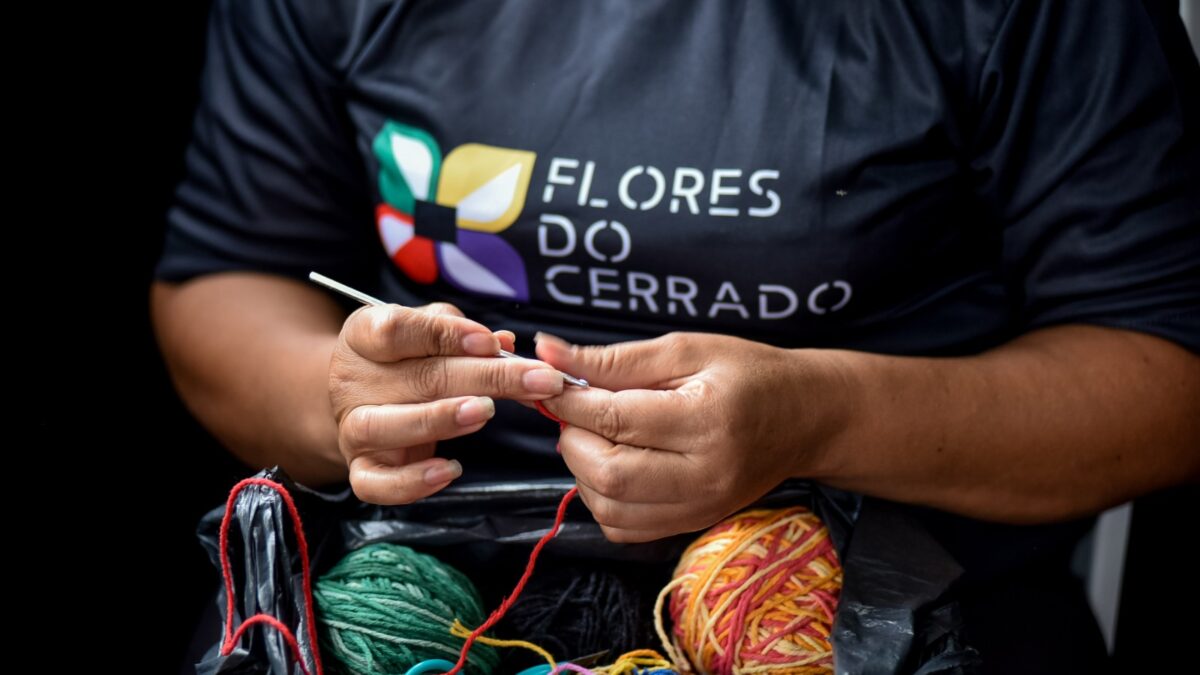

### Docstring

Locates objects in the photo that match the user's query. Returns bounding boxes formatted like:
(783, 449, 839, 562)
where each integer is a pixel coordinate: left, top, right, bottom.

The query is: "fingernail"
(424, 459, 462, 485)
(534, 331, 570, 348)
(462, 332, 498, 356)
(534, 332, 573, 360)
(456, 397, 495, 426)
(523, 368, 564, 395)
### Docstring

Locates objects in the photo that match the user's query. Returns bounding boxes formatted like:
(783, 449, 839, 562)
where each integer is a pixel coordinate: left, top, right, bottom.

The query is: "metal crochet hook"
(309, 272, 589, 387)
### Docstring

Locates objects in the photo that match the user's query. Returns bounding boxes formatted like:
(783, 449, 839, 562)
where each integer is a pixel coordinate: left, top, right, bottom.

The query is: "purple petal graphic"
(436, 231, 529, 301)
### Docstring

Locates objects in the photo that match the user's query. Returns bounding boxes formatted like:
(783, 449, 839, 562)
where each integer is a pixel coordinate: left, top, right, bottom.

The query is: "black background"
(41, 0, 1198, 670)
(114, 2, 249, 665)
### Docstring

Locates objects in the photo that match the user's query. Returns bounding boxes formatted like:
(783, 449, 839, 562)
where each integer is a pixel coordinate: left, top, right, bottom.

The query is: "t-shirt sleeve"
(156, 0, 374, 285)
(971, 0, 1200, 352)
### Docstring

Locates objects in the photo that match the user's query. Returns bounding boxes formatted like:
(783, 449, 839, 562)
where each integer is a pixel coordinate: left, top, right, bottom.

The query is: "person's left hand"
(535, 332, 850, 542)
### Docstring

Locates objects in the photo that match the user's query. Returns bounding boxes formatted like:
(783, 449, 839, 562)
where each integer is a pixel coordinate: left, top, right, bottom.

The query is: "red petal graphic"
(394, 236, 438, 284)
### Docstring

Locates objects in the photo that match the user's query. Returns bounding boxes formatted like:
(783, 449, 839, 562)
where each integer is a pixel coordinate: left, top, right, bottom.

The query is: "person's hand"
(535, 332, 849, 542)
(330, 303, 565, 504)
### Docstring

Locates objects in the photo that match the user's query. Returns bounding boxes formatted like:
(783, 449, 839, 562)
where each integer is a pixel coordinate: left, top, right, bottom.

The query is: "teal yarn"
(314, 543, 499, 675)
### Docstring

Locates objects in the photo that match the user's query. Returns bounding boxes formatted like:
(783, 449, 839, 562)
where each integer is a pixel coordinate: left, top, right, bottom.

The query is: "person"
(152, 1, 1199, 672)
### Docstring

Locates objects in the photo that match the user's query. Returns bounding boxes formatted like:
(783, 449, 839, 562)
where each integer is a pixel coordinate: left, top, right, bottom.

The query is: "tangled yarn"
(499, 563, 658, 670)
(657, 507, 842, 675)
(314, 543, 499, 675)
(551, 649, 678, 674)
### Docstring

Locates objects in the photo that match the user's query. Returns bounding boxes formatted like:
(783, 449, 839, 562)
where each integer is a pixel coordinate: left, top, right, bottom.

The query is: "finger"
(392, 356, 564, 401)
(394, 302, 518, 355)
(539, 386, 696, 448)
(348, 455, 463, 505)
(558, 425, 695, 503)
(339, 396, 496, 456)
(344, 305, 500, 362)
(534, 332, 701, 390)
(419, 302, 466, 318)
(495, 330, 517, 352)
(421, 305, 514, 352)
(600, 523, 683, 544)
(573, 481, 709, 533)
(406, 441, 437, 465)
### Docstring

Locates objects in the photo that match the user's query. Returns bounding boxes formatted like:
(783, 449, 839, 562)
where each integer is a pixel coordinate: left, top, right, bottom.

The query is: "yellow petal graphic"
(437, 143, 536, 233)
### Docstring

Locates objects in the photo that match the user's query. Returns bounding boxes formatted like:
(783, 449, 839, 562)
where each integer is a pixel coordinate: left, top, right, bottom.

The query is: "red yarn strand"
(218, 403, 575, 675)
(227, 614, 312, 675)
(534, 400, 568, 452)
(440, 485, 579, 675)
(219, 478, 324, 675)
(533, 400, 565, 426)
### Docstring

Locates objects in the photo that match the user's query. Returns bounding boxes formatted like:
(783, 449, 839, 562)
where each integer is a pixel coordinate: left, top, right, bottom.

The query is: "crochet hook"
(308, 272, 589, 387)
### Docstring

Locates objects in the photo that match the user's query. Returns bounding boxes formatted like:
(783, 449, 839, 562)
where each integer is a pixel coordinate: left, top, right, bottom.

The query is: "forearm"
(805, 325, 1200, 523)
(151, 273, 346, 484)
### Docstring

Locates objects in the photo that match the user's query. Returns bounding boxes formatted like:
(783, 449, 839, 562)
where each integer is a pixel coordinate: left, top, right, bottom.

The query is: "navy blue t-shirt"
(159, 1, 1198, 667)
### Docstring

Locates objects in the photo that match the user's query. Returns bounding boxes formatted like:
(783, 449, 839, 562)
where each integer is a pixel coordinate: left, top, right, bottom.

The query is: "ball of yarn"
(314, 543, 499, 675)
(663, 507, 842, 675)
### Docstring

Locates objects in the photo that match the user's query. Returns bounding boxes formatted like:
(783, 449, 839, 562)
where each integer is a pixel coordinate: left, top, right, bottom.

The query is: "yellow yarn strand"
(594, 649, 675, 675)
(654, 574, 697, 671)
(693, 512, 811, 661)
(449, 619, 558, 670)
(448, 618, 672, 675)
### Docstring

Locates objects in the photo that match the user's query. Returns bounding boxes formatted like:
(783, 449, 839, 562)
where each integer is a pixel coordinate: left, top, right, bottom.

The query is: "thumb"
(534, 332, 698, 390)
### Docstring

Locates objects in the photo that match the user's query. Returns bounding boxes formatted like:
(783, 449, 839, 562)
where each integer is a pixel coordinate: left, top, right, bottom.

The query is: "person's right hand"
(330, 302, 563, 504)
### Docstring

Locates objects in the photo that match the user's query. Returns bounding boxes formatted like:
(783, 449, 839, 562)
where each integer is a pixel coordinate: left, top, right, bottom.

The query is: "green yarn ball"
(314, 543, 498, 675)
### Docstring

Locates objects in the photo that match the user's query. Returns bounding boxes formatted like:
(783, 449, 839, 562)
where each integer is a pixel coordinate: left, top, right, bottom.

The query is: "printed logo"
(373, 122, 536, 300)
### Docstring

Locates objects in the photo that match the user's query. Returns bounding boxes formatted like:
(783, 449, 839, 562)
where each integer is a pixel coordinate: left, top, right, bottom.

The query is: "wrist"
(295, 332, 347, 480)
(780, 347, 863, 481)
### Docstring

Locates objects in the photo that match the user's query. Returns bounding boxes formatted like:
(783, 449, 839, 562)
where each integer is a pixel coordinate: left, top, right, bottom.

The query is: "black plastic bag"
(833, 498, 979, 674)
(196, 468, 977, 674)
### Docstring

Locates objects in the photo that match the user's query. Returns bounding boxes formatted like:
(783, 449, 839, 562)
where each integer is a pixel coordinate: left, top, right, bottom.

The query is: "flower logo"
(373, 122, 535, 301)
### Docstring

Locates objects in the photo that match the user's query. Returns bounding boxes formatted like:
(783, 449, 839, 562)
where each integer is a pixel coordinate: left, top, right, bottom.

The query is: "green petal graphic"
(373, 122, 443, 215)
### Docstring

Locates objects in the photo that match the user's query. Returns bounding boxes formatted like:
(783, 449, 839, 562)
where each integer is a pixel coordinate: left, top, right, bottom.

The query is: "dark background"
(54, 0, 1197, 670)
(123, 1, 251, 664)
